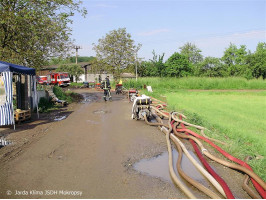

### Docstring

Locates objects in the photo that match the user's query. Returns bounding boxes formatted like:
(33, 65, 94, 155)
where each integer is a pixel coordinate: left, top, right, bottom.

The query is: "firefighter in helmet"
(101, 76, 111, 101)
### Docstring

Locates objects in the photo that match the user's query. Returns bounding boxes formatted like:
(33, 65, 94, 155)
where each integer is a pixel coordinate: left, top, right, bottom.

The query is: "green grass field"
(126, 77, 266, 180)
(166, 90, 266, 180)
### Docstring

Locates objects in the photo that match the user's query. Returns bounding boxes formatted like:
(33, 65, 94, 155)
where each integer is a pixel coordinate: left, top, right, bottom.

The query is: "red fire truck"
(47, 72, 70, 86)
(37, 76, 48, 85)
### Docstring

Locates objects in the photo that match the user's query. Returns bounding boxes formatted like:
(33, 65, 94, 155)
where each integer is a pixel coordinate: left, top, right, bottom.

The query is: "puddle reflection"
(134, 149, 206, 183)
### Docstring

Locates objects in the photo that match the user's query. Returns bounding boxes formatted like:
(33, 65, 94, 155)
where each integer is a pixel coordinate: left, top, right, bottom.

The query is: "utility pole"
(74, 45, 81, 64)
(135, 52, 138, 81)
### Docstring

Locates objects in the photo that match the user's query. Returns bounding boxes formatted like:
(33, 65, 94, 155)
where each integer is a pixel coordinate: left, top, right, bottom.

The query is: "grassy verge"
(130, 77, 266, 181)
(70, 82, 83, 88)
(123, 77, 266, 90)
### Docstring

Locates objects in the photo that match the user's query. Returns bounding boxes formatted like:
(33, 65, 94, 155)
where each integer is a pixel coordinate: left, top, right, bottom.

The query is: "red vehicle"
(37, 76, 47, 85)
(47, 72, 70, 86)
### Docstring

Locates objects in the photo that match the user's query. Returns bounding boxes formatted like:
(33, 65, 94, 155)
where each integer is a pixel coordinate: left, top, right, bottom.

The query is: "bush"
(38, 97, 54, 112)
(53, 86, 72, 103)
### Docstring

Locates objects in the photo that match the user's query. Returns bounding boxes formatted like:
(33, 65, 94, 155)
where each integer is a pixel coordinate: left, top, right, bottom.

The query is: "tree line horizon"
(51, 40, 266, 80)
(49, 27, 265, 80)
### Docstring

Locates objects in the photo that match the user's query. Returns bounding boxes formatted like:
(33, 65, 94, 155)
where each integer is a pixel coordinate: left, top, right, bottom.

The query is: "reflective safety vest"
(101, 80, 110, 90)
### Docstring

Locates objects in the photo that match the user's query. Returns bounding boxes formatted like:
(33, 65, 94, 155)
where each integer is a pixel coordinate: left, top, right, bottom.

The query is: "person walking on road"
(101, 76, 112, 101)
(98, 75, 102, 83)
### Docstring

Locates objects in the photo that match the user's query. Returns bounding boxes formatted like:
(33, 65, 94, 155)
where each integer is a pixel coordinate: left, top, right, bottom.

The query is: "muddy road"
(0, 89, 252, 198)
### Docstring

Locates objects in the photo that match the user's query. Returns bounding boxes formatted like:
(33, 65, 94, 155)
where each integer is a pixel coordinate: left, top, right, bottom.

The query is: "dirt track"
(0, 89, 253, 199)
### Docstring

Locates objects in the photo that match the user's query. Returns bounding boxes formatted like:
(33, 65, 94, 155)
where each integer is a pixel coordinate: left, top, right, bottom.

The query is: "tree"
(246, 42, 266, 79)
(0, 0, 87, 69)
(93, 28, 141, 79)
(197, 57, 226, 77)
(164, 52, 192, 77)
(56, 64, 84, 82)
(150, 50, 165, 77)
(221, 43, 249, 76)
(136, 50, 165, 77)
(179, 42, 203, 65)
(138, 61, 157, 77)
(69, 56, 95, 63)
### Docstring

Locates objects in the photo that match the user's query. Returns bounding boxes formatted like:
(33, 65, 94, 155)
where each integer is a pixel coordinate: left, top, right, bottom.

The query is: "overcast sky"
(70, 0, 266, 61)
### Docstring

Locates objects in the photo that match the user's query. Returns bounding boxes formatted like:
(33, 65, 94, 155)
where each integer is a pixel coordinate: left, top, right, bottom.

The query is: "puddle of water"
(93, 110, 107, 114)
(134, 149, 206, 183)
(81, 93, 99, 104)
(81, 99, 92, 104)
(54, 116, 67, 121)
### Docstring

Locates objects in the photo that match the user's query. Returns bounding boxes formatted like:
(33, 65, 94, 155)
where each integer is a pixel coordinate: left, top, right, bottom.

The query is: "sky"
(70, 0, 266, 61)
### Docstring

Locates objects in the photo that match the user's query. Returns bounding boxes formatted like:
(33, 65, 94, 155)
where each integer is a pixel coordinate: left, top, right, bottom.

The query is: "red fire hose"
(175, 124, 266, 198)
(171, 119, 235, 199)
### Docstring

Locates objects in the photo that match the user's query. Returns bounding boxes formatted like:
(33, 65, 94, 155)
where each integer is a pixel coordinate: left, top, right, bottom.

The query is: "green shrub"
(53, 86, 72, 103)
(38, 97, 54, 112)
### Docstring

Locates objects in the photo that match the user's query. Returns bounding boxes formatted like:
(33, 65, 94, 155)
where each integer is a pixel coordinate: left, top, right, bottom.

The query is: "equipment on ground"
(115, 84, 123, 94)
(132, 95, 152, 120)
(128, 89, 138, 102)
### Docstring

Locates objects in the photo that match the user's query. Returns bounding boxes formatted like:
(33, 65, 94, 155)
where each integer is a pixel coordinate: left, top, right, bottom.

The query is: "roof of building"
(120, 73, 136, 78)
(41, 62, 91, 70)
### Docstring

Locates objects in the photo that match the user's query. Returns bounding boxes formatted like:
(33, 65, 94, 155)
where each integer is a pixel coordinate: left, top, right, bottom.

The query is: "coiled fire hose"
(144, 114, 225, 198)
(150, 110, 233, 198)
(141, 99, 265, 198)
(175, 116, 235, 198)
(172, 118, 266, 198)
(148, 111, 229, 198)
(170, 131, 226, 198)
(173, 124, 266, 198)
(242, 156, 261, 199)
(151, 106, 170, 119)
(172, 120, 235, 199)
(171, 112, 266, 193)
(165, 121, 197, 198)
(174, 138, 223, 199)
(143, 113, 196, 198)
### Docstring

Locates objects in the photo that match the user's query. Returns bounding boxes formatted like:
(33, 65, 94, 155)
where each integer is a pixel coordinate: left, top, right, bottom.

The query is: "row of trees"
(138, 42, 266, 79)
(92, 28, 265, 80)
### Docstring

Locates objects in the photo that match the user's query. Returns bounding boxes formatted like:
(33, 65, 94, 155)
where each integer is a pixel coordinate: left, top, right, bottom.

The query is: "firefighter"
(101, 76, 111, 101)
(98, 75, 102, 83)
